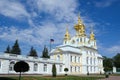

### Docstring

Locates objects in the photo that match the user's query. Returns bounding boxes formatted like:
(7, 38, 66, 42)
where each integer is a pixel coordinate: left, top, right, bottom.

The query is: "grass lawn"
(0, 75, 105, 80)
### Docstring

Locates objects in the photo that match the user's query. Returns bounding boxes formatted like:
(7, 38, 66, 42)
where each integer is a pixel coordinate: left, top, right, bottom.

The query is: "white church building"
(0, 15, 104, 75)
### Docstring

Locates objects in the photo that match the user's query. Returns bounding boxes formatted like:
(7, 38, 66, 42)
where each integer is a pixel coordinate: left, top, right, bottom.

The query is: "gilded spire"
(90, 26, 95, 40)
(78, 12, 82, 25)
(64, 26, 70, 40)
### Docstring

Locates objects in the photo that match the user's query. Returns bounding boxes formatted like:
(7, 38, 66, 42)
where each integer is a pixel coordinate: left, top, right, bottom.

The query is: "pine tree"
(52, 64, 57, 77)
(11, 40, 21, 55)
(42, 45, 50, 58)
(28, 46, 38, 57)
(4, 45, 11, 53)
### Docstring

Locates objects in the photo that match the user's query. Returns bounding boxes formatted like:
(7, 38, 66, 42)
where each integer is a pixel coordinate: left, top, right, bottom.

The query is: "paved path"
(100, 76, 120, 80)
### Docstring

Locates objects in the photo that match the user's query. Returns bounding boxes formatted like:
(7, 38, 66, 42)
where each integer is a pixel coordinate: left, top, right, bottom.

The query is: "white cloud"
(94, 0, 118, 8)
(0, 0, 103, 55)
(0, 23, 63, 46)
(0, 0, 30, 20)
(29, 0, 78, 22)
(107, 45, 120, 54)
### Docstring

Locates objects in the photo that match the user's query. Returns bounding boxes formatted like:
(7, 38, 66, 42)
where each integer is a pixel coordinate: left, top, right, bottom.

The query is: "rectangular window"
(86, 57, 88, 64)
(91, 66, 92, 72)
(0, 61, 1, 68)
(43, 64, 47, 72)
(71, 66, 72, 72)
(59, 65, 62, 72)
(34, 63, 38, 71)
(75, 56, 76, 63)
(80, 38, 82, 42)
(87, 66, 89, 72)
(78, 57, 80, 63)
(84, 38, 85, 42)
(94, 67, 95, 72)
(71, 56, 72, 62)
(75, 66, 76, 72)
(78, 67, 80, 72)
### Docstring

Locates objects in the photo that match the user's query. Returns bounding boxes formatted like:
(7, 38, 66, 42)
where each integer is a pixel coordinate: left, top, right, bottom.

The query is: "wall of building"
(0, 53, 64, 75)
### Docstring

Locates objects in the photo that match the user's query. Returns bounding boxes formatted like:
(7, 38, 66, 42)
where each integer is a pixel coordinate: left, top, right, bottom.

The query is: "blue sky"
(0, 0, 120, 58)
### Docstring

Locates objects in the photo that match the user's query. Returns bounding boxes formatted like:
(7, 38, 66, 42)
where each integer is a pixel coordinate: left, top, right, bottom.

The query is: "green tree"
(28, 46, 38, 57)
(42, 45, 50, 58)
(4, 45, 11, 53)
(64, 68, 69, 76)
(11, 40, 21, 55)
(113, 53, 120, 68)
(52, 64, 57, 77)
(14, 61, 29, 80)
(103, 56, 113, 72)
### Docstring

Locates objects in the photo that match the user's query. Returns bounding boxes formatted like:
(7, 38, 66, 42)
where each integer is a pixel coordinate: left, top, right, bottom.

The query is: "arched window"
(34, 63, 38, 71)
(57, 55, 60, 60)
(65, 41, 66, 44)
(9, 61, 15, 71)
(43, 64, 47, 72)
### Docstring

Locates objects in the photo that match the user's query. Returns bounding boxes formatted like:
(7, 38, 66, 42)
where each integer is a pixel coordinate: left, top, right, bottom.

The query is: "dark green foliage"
(64, 68, 69, 76)
(113, 53, 120, 68)
(28, 46, 38, 57)
(11, 40, 21, 55)
(64, 68, 68, 72)
(42, 46, 50, 58)
(103, 56, 113, 72)
(52, 64, 57, 77)
(14, 61, 29, 72)
(4, 45, 11, 53)
(0, 77, 16, 80)
(105, 74, 109, 78)
(87, 72, 89, 75)
(14, 61, 29, 80)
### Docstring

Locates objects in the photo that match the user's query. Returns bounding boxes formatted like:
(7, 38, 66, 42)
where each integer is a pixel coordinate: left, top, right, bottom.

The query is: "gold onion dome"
(74, 14, 83, 31)
(74, 13, 86, 36)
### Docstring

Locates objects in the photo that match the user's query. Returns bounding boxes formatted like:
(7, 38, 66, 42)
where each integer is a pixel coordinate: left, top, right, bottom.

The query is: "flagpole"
(49, 36, 51, 52)
(50, 40, 51, 52)
(49, 39, 54, 52)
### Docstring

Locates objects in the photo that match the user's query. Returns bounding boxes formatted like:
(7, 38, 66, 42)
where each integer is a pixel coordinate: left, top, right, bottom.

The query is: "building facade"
(0, 53, 64, 74)
(0, 15, 103, 75)
(50, 15, 104, 74)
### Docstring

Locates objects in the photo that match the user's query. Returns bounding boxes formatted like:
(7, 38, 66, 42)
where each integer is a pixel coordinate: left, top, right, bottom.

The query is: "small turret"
(89, 27, 97, 49)
(63, 26, 71, 44)
(90, 27, 95, 40)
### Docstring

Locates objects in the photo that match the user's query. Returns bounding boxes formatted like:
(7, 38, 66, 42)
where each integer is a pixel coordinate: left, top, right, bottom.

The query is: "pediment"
(54, 48, 62, 53)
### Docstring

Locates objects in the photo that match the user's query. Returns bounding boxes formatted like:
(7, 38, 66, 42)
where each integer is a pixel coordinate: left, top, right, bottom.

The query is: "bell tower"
(89, 27, 97, 49)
